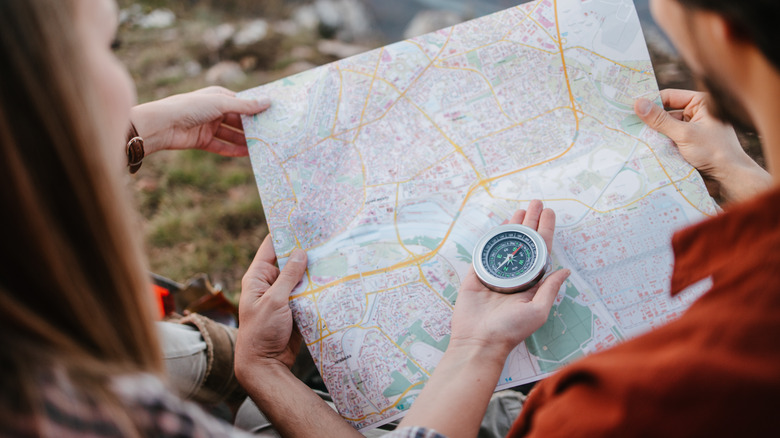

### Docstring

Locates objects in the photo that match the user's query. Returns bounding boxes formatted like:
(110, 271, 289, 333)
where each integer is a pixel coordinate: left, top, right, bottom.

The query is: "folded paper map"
(239, 0, 716, 430)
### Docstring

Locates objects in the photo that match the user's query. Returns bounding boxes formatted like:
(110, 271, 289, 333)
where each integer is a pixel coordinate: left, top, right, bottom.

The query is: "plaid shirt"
(0, 371, 446, 437)
(2, 372, 251, 437)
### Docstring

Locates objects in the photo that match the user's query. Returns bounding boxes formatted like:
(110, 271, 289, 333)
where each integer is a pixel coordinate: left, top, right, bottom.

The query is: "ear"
(702, 9, 750, 52)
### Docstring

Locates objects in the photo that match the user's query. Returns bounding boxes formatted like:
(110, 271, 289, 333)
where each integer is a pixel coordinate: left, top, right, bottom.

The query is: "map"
(239, 0, 717, 430)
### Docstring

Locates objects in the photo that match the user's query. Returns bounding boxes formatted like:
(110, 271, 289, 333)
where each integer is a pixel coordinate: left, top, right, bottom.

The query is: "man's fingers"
(635, 98, 687, 141)
(242, 235, 280, 299)
(660, 88, 701, 110)
(267, 249, 308, 303)
(531, 269, 570, 311)
(538, 208, 556, 250)
(509, 209, 526, 225)
(522, 200, 544, 230)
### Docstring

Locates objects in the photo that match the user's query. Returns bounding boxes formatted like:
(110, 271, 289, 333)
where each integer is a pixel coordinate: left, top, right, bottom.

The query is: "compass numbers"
(482, 232, 538, 278)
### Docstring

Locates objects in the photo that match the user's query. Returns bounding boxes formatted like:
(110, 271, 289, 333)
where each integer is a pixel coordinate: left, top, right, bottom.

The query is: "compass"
(472, 224, 550, 293)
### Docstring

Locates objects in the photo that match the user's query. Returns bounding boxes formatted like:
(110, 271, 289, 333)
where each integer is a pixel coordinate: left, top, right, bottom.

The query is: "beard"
(696, 72, 756, 133)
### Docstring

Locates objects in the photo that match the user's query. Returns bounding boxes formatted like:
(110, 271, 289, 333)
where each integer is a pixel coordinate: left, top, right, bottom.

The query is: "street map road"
(239, 0, 717, 430)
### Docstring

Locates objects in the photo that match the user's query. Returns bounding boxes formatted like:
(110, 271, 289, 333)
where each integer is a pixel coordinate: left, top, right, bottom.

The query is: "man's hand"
(399, 201, 569, 438)
(635, 89, 771, 203)
(131, 86, 270, 157)
(450, 200, 570, 358)
(235, 236, 307, 376)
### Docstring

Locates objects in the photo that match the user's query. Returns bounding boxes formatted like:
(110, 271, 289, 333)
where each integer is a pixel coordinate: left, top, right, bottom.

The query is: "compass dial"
(472, 224, 550, 293)
(482, 232, 537, 279)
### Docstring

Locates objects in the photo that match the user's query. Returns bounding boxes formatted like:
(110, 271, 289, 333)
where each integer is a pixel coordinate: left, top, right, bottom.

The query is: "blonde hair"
(0, 0, 162, 432)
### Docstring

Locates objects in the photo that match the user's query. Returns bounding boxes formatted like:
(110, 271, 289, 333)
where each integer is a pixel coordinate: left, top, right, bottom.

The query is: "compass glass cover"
(481, 231, 538, 279)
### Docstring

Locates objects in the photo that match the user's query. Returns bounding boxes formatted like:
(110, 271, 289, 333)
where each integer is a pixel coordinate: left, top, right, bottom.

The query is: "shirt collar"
(671, 185, 780, 296)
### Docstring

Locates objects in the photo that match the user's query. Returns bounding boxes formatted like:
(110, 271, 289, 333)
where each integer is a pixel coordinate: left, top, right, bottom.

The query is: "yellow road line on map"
(430, 63, 516, 124)
(331, 65, 344, 132)
(566, 46, 654, 75)
(418, 265, 455, 310)
(574, 109, 713, 217)
(352, 48, 385, 143)
(501, 0, 544, 40)
(490, 167, 699, 214)
(341, 381, 426, 422)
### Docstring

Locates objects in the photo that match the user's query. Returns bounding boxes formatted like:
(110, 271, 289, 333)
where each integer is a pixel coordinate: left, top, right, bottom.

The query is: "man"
(232, 0, 780, 436)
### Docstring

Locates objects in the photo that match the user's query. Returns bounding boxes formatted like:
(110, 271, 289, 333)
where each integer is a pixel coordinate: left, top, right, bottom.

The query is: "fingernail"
(290, 249, 305, 263)
(636, 98, 653, 117)
(256, 97, 271, 107)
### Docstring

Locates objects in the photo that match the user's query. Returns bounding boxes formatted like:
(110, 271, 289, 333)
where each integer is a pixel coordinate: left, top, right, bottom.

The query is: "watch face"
(481, 231, 538, 279)
(472, 224, 549, 293)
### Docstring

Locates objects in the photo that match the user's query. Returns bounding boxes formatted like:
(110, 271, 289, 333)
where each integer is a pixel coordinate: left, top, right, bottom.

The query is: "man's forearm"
(398, 343, 509, 438)
(239, 363, 363, 438)
(719, 160, 772, 204)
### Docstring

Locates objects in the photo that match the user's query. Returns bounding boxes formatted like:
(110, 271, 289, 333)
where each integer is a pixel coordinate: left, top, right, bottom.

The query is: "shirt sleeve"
(383, 426, 448, 438)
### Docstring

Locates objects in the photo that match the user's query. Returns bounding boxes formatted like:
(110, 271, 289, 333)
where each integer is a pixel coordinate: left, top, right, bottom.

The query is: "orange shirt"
(509, 187, 780, 437)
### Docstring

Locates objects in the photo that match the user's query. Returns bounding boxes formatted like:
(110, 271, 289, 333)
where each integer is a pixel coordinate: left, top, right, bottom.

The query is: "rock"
(203, 23, 236, 52)
(137, 8, 176, 29)
(284, 61, 318, 76)
(234, 20, 269, 47)
(291, 46, 317, 61)
(314, 0, 342, 31)
(183, 61, 202, 78)
(317, 39, 369, 59)
(239, 56, 258, 71)
(274, 20, 301, 37)
(119, 4, 143, 26)
(293, 0, 375, 42)
(205, 61, 246, 85)
(293, 5, 320, 31)
(404, 10, 463, 39)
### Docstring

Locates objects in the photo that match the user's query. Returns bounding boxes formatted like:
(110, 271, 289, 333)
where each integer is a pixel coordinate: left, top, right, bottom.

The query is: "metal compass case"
(472, 224, 551, 293)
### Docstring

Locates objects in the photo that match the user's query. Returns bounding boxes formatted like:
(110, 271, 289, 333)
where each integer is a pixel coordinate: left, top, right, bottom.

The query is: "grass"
(135, 150, 268, 296)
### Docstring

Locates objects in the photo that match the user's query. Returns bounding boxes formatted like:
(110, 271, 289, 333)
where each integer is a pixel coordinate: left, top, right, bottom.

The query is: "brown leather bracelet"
(126, 122, 145, 174)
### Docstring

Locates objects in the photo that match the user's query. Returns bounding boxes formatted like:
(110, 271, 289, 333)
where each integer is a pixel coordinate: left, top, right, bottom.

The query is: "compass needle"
(472, 224, 551, 294)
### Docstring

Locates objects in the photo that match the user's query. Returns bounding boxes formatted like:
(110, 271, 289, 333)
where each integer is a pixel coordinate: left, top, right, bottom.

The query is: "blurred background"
(116, 0, 759, 299)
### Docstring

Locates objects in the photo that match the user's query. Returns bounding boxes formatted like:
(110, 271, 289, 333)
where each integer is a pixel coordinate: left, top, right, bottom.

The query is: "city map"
(239, 0, 717, 430)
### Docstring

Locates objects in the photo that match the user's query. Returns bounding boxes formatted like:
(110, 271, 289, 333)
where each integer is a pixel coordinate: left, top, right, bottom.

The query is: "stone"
(184, 61, 203, 78)
(291, 46, 317, 61)
(205, 61, 246, 85)
(284, 61, 318, 76)
(318, 0, 374, 41)
(293, 5, 320, 31)
(404, 10, 463, 39)
(233, 20, 269, 47)
(274, 20, 301, 37)
(137, 8, 176, 29)
(317, 39, 369, 59)
(203, 23, 236, 52)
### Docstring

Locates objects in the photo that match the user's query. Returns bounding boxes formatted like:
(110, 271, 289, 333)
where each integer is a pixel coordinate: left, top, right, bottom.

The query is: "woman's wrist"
(129, 104, 166, 156)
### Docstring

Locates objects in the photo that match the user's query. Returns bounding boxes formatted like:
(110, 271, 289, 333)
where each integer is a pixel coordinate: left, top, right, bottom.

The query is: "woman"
(0, 0, 266, 435)
(0, 0, 571, 436)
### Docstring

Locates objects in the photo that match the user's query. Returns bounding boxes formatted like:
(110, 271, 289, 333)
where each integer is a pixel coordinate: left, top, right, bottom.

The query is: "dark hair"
(676, 0, 780, 71)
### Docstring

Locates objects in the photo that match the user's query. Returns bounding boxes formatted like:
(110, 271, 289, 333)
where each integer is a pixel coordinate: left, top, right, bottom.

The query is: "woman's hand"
(634, 89, 771, 203)
(131, 86, 270, 157)
(234, 236, 307, 374)
(450, 200, 570, 357)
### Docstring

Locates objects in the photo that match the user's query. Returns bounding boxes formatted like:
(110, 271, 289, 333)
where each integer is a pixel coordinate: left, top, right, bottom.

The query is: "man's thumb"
(269, 249, 308, 301)
(634, 98, 684, 140)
